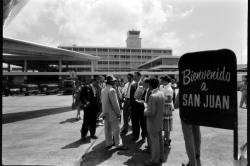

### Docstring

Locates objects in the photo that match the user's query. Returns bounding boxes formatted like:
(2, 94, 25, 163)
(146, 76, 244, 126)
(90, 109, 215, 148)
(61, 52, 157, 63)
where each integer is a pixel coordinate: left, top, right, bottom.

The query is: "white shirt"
(159, 83, 173, 98)
(122, 81, 135, 99)
(160, 83, 174, 115)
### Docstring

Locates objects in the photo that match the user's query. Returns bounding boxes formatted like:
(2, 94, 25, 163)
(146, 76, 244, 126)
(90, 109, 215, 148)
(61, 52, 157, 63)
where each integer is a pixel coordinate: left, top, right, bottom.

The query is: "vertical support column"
(24, 59, 27, 72)
(23, 59, 27, 84)
(23, 76, 27, 84)
(108, 49, 110, 74)
(7, 63, 10, 72)
(140, 49, 142, 64)
(58, 75, 62, 88)
(119, 49, 121, 72)
(130, 49, 132, 70)
(91, 60, 94, 72)
(59, 59, 62, 72)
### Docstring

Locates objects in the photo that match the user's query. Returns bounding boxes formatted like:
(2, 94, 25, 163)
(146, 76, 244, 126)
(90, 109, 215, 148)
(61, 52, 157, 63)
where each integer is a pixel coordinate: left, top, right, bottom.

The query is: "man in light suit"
(144, 77, 164, 166)
(100, 76, 128, 150)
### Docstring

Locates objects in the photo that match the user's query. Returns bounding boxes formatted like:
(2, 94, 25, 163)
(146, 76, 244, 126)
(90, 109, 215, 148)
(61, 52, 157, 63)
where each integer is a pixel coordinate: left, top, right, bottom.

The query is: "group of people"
(72, 73, 200, 166)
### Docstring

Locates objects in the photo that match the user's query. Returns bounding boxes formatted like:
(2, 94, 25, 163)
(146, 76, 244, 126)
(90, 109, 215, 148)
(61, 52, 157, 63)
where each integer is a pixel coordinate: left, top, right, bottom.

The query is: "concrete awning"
(3, 37, 100, 60)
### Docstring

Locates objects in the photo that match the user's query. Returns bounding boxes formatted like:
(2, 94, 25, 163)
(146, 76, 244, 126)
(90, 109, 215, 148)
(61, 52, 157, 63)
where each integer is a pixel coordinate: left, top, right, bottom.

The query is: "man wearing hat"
(100, 75, 128, 150)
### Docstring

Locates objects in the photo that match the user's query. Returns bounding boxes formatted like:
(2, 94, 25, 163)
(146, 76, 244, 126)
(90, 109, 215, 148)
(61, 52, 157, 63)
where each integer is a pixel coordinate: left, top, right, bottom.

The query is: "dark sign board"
(179, 49, 237, 130)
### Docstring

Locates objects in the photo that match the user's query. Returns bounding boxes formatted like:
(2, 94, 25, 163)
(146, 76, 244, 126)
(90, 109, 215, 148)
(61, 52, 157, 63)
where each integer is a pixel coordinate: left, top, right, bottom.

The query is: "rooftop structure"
(126, 30, 141, 48)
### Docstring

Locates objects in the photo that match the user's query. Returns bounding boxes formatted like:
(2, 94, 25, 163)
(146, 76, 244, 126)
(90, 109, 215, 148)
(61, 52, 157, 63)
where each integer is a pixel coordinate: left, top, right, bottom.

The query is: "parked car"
(2, 83, 22, 96)
(2, 87, 10, 96)
(9, 85, 21, 96)
(62, 79, 75, 95)
(21, 84, 40, 96)
(39, 83, 59, 95)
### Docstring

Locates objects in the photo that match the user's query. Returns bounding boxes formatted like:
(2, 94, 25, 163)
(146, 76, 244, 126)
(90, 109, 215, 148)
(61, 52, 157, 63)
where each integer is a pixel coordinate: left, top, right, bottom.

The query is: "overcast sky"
(3, 0, 248, 64)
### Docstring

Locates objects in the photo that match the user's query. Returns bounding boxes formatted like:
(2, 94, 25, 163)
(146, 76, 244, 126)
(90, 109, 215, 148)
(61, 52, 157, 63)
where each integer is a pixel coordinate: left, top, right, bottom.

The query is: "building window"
(73, 48, 78, 51)
(85, 48, 91, 52)
(109, 49, 119, 52)
(152, 50, 162, 53)
(109, 61, 119, 65)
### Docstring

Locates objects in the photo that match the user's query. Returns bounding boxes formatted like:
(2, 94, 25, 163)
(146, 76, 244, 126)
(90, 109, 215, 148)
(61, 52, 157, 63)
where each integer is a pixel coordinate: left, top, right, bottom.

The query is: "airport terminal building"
(3, 30, 246, 85)
(3, 30, 177, 84)
(59, 30, 173, 73)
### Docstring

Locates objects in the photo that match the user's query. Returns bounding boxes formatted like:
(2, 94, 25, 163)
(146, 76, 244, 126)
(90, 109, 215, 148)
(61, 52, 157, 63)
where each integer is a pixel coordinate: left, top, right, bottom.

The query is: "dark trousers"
(121, 99, 131, 132)
(81, 108, 98, 137)
(181, 120, 201, 166)
(131, 103, 147, 139)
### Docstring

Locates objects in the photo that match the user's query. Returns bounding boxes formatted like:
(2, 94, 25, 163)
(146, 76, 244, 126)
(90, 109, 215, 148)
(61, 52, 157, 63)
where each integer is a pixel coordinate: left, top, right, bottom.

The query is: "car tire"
(4, 89, 10, 96)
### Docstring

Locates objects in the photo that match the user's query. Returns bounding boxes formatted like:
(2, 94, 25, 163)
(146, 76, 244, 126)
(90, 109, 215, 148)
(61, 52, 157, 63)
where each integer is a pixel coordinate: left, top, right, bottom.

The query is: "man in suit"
(175, 92, 201, 166)
(80, 80, 99, 140)
(144, 77, 164, 166)
(130, 71, 147, 142)
(121, 73, 134, 136)
(100, 76, 128, 150)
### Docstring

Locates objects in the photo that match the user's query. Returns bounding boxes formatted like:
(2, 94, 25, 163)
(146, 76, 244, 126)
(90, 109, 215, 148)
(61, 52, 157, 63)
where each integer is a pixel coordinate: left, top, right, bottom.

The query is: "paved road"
(2, 92, 247, 166)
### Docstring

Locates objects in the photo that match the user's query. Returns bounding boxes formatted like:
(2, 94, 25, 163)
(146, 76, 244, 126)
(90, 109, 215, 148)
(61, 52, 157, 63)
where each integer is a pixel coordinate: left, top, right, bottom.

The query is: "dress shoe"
(80, 137, 87, 141)
(164, 139, 171, 147)
(91, 135, 98, 139)
(120, 130, 128, 136)
(116, 145, 128, 150)
(97, 122, 104, 126)
(106, 145, 113, 149)
(131, 137, 139, 141)
(144, 148, 151, 153)
(140, 137, 146, 143)
(144, 160, 160, 166)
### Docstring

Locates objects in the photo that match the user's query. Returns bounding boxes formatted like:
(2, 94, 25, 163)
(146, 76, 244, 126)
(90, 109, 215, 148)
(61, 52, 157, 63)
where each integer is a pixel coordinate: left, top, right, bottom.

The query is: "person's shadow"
(59, 117, 81, 124)
(78, 134, 171, 166)
(61, 137, 91, 149)
(120, 134, 171, 166)
(79, 140, 118, 166)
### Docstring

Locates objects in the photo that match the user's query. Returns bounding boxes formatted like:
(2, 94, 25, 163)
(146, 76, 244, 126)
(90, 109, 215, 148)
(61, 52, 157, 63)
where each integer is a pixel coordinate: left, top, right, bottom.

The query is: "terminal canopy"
(3, 37, 100, 61)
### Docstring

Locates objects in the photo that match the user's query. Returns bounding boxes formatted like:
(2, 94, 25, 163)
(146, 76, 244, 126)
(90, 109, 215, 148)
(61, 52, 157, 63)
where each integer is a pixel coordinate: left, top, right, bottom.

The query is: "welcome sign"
(179, 49, 237, 130)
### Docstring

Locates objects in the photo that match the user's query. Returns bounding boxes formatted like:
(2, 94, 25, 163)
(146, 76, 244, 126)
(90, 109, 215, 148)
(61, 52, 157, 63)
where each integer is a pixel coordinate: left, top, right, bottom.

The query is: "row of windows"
(98, 61, 132, 65)
(99, 55, 152, 59)
(61, 47, 171, 54)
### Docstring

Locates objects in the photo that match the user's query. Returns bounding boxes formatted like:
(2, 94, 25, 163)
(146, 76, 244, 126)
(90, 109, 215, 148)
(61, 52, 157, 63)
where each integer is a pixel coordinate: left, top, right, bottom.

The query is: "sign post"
(178, 49, 238, 160)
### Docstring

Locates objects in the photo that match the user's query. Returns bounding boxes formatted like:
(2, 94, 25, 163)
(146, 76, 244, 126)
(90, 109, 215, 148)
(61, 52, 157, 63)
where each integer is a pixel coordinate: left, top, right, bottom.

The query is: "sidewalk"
(2, 93, 247, 166)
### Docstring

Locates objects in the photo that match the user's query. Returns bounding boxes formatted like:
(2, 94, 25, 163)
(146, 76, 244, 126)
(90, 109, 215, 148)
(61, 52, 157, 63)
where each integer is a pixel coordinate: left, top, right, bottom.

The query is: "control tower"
(126, 30, 141, 48)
